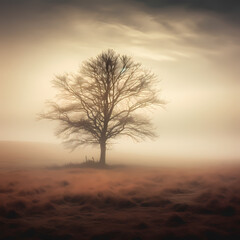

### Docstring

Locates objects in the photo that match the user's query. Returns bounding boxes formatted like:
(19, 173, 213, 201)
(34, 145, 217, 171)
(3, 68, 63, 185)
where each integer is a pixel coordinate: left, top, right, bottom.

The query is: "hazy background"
(0, 0, 240, 166)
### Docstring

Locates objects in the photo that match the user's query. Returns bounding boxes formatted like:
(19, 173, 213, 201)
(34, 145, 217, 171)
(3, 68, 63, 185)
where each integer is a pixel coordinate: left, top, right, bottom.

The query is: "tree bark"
(99, 141, 106, 165)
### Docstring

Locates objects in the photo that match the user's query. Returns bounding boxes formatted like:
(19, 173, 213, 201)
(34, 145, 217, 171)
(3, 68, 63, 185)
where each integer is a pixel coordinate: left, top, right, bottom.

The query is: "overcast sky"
(1, 0, 240, 164)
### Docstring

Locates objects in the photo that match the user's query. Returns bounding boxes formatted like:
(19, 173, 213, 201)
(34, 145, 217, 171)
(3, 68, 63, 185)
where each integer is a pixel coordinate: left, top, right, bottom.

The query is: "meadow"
(0, 164, 240, 240)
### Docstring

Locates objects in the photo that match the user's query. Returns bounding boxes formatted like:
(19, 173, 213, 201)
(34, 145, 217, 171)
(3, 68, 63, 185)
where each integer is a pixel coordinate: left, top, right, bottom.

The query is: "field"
(0, 164, 240, 240)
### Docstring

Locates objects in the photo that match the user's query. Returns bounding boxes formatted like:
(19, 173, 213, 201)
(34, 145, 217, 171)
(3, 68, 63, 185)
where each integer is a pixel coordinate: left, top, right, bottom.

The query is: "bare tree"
(40, 49, 165, 165)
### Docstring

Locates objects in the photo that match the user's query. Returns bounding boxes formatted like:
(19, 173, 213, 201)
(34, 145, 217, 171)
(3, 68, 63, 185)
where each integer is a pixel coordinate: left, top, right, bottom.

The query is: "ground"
(0, 165, 240, 240)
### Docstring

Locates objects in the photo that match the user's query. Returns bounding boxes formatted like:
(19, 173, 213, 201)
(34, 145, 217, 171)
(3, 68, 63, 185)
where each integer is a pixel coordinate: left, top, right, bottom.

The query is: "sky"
(0, 0, 240, 165)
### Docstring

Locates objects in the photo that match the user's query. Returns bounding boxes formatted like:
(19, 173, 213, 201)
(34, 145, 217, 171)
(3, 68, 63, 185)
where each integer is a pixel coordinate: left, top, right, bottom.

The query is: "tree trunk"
(99, 141, 106, 165)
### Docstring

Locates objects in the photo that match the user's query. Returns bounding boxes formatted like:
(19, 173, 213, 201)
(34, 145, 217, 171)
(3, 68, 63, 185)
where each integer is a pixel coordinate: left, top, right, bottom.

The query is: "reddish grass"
(0, 165, 240, 240)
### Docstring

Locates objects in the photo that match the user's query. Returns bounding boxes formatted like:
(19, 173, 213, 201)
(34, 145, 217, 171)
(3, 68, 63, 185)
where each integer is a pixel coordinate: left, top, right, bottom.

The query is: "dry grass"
(0, 165, 240, 239)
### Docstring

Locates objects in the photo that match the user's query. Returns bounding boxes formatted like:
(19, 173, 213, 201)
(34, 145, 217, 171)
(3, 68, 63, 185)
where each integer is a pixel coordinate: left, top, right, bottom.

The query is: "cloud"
(134, 0, 240, 22)
(1, 0, 239, 54)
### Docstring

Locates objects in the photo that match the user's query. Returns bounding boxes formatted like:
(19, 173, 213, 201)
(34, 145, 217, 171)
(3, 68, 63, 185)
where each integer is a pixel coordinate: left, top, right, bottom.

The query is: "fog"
(0, 0, 240, 165)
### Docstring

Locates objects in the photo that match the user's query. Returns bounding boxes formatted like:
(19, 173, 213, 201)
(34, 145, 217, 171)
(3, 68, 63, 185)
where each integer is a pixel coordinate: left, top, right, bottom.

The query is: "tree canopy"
(40, 49, 165, 165)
